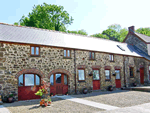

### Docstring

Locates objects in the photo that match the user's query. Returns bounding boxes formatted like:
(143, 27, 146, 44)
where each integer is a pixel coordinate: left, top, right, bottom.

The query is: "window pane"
(18, 74, 23, 86)
(89, 52, 92, 59)
(31, 47, 34, 55)
(93, 70, 100, 80)
(25, 74, 34, 86)
(50, 74, 54, 85)
(130, 68, 133, 77)
(36, 75, 40, 85)
(36, 47, 39, 55)
(78, 70, 85, 80)
(115, 70, 120, 79)
(67, 50, 70, 57)
(56, 74, 61, 83)
(105, 70, 110, 79)
(92, 52, 95, 59)
(112, 55, 113, 61)
(64, 50, 66, 57)
(64, 75, 67, 85)
(109, 55, 111, 61)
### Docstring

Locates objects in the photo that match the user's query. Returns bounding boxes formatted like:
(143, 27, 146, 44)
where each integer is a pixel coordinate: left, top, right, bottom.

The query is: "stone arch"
(48, 68, 71, 79)
(15, 68, 45, 78)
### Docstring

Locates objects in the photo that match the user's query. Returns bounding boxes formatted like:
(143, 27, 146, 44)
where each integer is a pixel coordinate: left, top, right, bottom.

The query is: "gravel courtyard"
(3, 90, 150, 113)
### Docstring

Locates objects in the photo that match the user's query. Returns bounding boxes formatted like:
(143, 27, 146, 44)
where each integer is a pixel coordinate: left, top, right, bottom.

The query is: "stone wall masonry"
(125, 34, 148, 54)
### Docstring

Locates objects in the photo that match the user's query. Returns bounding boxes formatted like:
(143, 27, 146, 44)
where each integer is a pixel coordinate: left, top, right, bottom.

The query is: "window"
(115, 70, 120, 79)
(56, 74, 61, 83)
(105, 70, 110, 80)
(50, 74, 54, 85)
(149, 66, 150, 80)
(64, 75, 68, 85)
(109, 54, 114, 61)
(93, 70, 100, 80)
(31, 46, 40, 56)
(78, 69, 85, 81)
(130, 67, 134, 77)
(64, 49, 71, 58)
(18, 74, 41, 86)
(89, 52, 95, 60)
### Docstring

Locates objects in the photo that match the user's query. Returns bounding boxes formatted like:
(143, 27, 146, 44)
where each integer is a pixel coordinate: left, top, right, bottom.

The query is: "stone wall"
(0, 42, 149, 100)
(125, 34, 148, 54)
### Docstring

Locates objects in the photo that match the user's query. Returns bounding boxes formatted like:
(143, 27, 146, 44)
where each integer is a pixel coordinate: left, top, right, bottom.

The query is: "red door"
(115, 70, 121, 88)
(18, 74, 41, 101)
(50, 73, 68, 95)
(140, 68, 144, 84)
(93, 70, 100, 90)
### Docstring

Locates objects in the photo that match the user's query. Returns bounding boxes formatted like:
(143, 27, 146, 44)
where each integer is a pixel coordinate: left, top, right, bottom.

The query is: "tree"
(90, 33, 109, 39)
(136, 28, 150, 36)
(14, 3, 73, 32)
(108, 24, 121, 32)
(119, 28, 128, 42)
(67, 29, 88, 36)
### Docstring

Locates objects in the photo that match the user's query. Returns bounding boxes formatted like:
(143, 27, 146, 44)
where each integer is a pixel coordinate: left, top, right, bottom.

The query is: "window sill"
(105, 79, 111, 81)
(63, 57, 72, 59)
(89, 59, 96, 61)
(78, 80, 85, 82)
(30, 55, 40, 57)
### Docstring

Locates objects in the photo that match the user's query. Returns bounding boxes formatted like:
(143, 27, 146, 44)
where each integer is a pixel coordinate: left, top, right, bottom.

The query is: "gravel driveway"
(3, 97, 104, 113)
(71, 90, 150, 107)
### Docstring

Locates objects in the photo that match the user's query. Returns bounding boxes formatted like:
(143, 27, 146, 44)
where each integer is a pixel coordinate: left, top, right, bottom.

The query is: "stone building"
(0, 23, 150, 101)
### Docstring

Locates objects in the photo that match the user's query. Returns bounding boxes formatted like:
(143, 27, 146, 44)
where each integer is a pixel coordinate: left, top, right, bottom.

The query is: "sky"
(0, 0, 150, 36)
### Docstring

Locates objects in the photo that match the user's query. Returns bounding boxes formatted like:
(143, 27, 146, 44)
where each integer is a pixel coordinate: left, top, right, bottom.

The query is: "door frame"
(92, 68, 101, 90)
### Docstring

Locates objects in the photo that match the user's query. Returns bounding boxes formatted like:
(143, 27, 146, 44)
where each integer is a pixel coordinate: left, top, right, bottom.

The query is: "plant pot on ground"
(82, 88, 88, 94)
(8, 94, 14, 103)
(108, 85, 113, 91)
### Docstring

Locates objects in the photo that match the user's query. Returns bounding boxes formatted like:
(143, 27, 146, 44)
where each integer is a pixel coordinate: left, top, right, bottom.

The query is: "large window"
(78, 69, 85, 81)
(109, 54, 114, 61)
(64, 49, 71, 58)
(89, 52, 95, 60)
(105, 70, 110, 80)
(31, 46, 40, 56)
(130, 67, 134, 77)
(115, 70, 120, 79)
(56, 74, 61, 83)
(18, 74, 40, 86)
(93, 70, 100, 80)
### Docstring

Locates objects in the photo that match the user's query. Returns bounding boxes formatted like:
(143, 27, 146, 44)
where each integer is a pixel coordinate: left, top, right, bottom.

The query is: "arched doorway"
(50, 73, 68, 95)
(18, 74, 41, 100)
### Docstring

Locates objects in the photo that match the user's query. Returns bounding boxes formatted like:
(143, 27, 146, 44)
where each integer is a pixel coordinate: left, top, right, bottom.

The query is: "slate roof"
(135, 32, 150, 43)
(0, 23, 145, 58)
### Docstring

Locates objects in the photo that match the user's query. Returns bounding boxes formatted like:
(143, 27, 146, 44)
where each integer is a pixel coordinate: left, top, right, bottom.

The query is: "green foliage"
(108, 24, 121, 32)
(136, 28, 150, 36)
(35, 89, 43, 96)
(90, 33, 109, 39)
(14, 2, 73, 32)
(67, 29, 88, 36)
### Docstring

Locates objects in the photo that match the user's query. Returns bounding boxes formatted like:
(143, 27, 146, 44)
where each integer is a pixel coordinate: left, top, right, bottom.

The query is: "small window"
(25, 74, 34, 86)
(31, 46, 40, 56)
(109, 54, 114, 61)
(130, 67, 134, 77)
(89, 52, 95, 59)
(64, 75, 68, 85)
(36, 75, 40, 85)
(115, 70, 120, 79)
(50, 74, 54, 85)
(64, 49, 71, 58)
(18, 74, 23, 86)
(56, 74, 61, 83)
(105, 70, 110, 80)
(93, 70, 100, 80)
(78, 69, 85, 81)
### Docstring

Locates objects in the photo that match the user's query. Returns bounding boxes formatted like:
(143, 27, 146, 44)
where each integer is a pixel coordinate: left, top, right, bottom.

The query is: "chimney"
(128, 26, 135, 34)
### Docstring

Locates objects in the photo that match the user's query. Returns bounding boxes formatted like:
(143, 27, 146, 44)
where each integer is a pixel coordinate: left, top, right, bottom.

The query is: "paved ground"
(71, 90, 150, 107)
(2, 90, 150, 113)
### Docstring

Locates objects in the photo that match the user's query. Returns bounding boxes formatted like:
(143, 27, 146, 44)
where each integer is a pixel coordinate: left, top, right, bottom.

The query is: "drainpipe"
(74, 49, 77, 94)
(123, 56, 126, 87)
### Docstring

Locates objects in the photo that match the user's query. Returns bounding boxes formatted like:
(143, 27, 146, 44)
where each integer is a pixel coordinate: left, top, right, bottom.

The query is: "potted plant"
(82, 88, 88, 94)
(8, 94, 14, 103)
(35, 79, 51, 107)
(108, 85, 113, 91)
